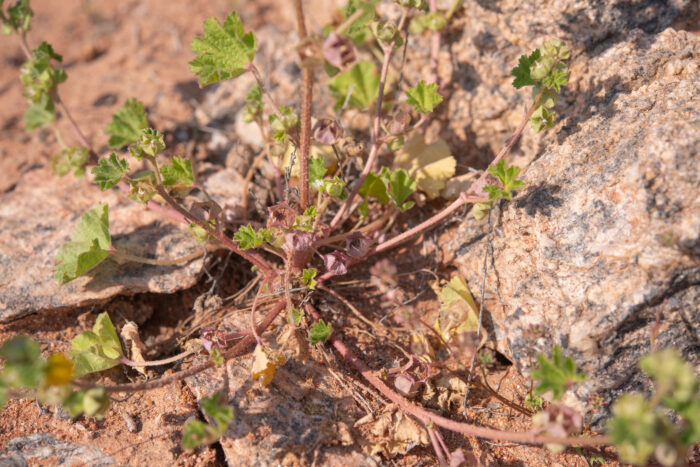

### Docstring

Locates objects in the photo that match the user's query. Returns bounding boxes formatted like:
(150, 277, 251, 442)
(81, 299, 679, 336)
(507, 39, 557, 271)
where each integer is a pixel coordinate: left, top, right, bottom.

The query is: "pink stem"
(304, 304, 610, 447)
(373, 96, 542, 254)
(329, 10, 409, 230)
(429, 427, 449, 467)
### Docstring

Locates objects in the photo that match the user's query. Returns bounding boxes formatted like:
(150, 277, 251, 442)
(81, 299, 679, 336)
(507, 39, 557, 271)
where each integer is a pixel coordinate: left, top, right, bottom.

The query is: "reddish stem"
(293, 0, 312, 210)
(155, 185, 276, 278)
(373, 96, 542, 254)
(329, 10, 408, 230)
(304, 304, 610, 447)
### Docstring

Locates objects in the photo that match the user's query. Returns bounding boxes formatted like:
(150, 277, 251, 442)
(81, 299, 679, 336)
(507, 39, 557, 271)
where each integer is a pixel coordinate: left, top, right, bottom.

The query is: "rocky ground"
(0, 0, 698, 465)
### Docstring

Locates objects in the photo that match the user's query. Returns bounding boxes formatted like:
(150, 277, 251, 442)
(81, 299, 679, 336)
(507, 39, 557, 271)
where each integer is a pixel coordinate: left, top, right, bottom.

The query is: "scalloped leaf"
(54, 203, 111, 284)
(189, 11, 257, 87)
(105, 98, 148, 148)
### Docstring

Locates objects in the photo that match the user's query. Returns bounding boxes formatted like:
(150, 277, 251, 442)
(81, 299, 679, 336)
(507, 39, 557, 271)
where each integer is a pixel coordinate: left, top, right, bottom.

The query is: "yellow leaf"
(251, 344, 286, 386)
(393, 134, 456, 199)
(45, 353, 73, 386)
(435, 276, 479, 341)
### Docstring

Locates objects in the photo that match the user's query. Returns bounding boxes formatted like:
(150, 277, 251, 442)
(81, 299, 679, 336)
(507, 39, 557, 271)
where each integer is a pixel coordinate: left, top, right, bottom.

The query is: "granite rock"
(0, 433, 114, 466)
(0, 160, 255, 323)
(408, 0, 698, 170)
(445, 28, 699, 418)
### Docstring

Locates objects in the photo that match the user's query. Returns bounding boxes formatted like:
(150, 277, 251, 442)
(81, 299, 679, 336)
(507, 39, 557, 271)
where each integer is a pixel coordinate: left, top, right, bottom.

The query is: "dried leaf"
(366, 405, 430, 458)
(120, 321, 147, 376)
(276, 324, 309, 362)
(251, 345, 286, 386)
(393, 134, 456, 199)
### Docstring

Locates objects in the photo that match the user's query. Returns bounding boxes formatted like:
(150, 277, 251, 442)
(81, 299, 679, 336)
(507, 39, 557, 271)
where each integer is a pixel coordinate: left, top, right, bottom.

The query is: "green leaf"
(291, 307, 305, 325)
(127, 170, 157, 203)
(189, 11, 257, 87)
(471, 201, 492, 220)
(1, 0, 32, 34)
(92, 153, 129, 190)
(530, 105, 556, 132)
(319, 177, 348, 201)
(20, 42, 66, 127)
(182, 392, 234, 449)
(607, 394, 663, 466)
(342, 0, 376, 44)
(233, 225, 272, 250)
(408, 11, 446, 34)
(64, 387, 110, 419)
(51, 146, 89, 178)
(69, 312, 123, 377)
(301, 268, 317, 290)
(309, 157, 328, 188)
(309, 320, 333, 345)
(405, 80, 442, 113)
(242, 83, 263, 123)
(385, 167, 416, 211)
(0, 336, 45, 388)
(209, 347, 224, 366)
(640, 348, 699, 406)
(105, 98, 148, 148)
(532, 345, 586, 400)
(24, 93, 55, 130)
(268, 106, 299, 143)
(359, 171, 390, 205)
(486, 160, 525, 199)
(55, 203, 112, 284)
(130, 128, 165, 159)
(511, 49, 540, 89)
(160, 156, 194, 187)
(328, 61, 380, 109)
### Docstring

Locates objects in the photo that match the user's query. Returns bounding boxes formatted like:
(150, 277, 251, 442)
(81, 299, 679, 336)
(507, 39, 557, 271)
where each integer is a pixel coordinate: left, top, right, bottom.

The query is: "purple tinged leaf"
(268, 202, 297, 229)
(323, 251, 350, 276)
(201, 328, 227, 351)
(394, 373, 422, 398)
(283, 230, 314, 253)
(532, 403, 583, 439)
(312, 118, 344, 145)
(345, 231, 371, 258)
(323, 32, 356, 69)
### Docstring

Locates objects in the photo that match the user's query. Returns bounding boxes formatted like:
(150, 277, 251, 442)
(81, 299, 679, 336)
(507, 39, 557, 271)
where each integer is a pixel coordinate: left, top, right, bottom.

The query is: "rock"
(411, 0, 698, 170)
(0, 160, 255, 323)
(445, 28, 699, 419)
(185, 311, 378, 466)
(0, 433, 114, 466)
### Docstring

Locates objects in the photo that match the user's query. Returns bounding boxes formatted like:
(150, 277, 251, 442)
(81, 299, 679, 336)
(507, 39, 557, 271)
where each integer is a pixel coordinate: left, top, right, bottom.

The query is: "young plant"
(10, 1, 696, 465)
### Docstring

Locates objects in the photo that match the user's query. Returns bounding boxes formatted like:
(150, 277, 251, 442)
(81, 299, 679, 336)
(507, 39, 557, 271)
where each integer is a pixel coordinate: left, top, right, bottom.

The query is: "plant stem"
(372, 194, 487, 254)
(247, 63, 284, 121)
(329, 9, 408, 230)
(18, 32, 186, 223)
(294, 0, 312, 210)
(73, 300, 286, 393)
(428, 0, 441, 88)
(155, 185, 276, 278)
(373, 96, 541, 254)
(305, 304, 610, 447)
(108, 247, 209, 267)
(119, 348, 196, 367)
(250, 280, 267, 345)
(429, 427, 449, 467)
(54, 94, 97, 162)
(17, 32, 32, 58)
